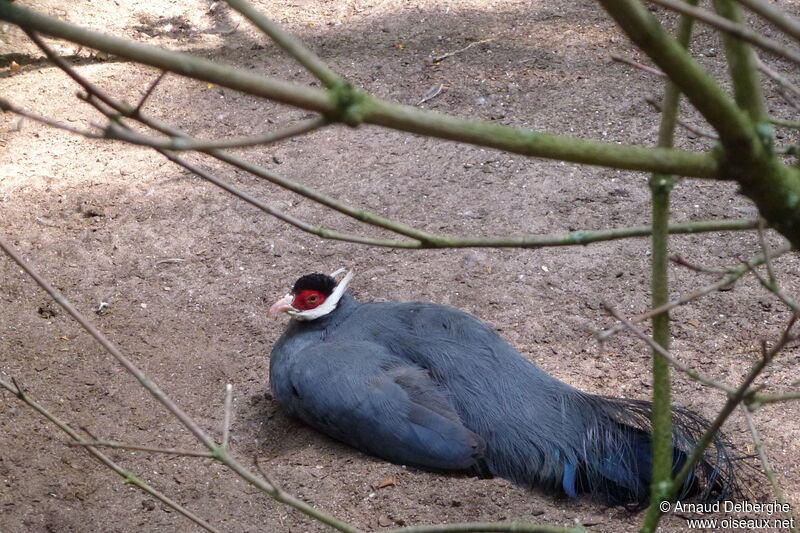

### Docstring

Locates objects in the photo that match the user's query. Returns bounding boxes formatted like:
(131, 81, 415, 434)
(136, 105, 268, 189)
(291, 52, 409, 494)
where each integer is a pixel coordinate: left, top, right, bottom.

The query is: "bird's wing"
(272, 340, 484, 471)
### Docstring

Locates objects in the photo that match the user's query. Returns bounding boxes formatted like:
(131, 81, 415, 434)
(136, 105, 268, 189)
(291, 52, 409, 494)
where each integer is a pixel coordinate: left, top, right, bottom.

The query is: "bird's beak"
(268, 294, 295, 318)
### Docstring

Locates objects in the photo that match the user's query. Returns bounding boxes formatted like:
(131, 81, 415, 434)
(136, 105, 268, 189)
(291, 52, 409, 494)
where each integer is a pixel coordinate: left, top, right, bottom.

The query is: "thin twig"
(603, 304, 736, 394)
(432, 39, 495, 63)
(647, 0, 800, 66)
(756, 54, 800, 113)
(0, 98, 102, 138)
(670, 254, 726, 274)
(0, 234, 218, 450)
(734, 0, 800, 43)
(135, 70, 168, 113)
(668, 314, 798, 505)
(757, 219, 776, 284)
(105, 116, 329, 151)
(598, 243, 793, 341)
(222, 384, 233, 449)
(68, 440, 215, 458)
(740, 406, 796, 531)
(750, 390, 800, 405)
(770, 117, 800, 130)
(253, 456, 279, 492)
(744, 262, 800, 313)
(611, 55, 667, 77)
(0, 378, 221, 533)
(142, 140, 424, 248)
(223, 0, 342, 88)
(645, 96, 719, 140)
(756, 55, 800, 101)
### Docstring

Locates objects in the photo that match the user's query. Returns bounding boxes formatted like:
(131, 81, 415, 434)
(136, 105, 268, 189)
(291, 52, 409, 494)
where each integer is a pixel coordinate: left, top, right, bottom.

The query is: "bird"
(267, 269, 740, 508)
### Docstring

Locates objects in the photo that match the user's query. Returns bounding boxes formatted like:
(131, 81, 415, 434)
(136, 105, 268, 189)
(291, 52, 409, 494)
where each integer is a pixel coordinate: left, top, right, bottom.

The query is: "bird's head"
(268, 268, 354, 321)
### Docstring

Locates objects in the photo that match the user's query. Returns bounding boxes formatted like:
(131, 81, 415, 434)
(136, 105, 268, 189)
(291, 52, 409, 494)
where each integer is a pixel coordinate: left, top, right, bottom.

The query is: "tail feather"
(571, 395, 740, 508)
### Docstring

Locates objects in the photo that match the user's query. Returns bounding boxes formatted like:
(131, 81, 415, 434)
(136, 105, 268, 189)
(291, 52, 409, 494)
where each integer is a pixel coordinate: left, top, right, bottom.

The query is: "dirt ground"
(2, 1, 800, 532)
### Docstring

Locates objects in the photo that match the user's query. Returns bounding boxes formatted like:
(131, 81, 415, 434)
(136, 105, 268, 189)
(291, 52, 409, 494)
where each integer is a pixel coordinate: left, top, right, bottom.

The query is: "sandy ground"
(2, 1, 800, 531)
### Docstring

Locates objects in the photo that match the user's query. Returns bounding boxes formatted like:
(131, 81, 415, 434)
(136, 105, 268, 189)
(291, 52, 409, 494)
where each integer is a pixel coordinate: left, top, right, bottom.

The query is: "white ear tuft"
(329, 268, 348, 279)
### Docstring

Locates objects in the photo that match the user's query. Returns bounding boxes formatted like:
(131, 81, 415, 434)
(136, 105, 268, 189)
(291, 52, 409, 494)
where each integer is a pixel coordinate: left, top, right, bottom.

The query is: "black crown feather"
(292, 273, 337, 296)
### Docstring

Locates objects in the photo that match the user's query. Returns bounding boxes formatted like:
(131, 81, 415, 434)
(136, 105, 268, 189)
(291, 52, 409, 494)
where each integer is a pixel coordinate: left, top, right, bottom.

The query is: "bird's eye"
(293, 289, 325, 310)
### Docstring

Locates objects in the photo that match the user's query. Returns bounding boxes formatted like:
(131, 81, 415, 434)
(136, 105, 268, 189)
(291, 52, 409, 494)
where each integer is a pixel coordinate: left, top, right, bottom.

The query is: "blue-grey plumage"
(268, 272, 739, 507)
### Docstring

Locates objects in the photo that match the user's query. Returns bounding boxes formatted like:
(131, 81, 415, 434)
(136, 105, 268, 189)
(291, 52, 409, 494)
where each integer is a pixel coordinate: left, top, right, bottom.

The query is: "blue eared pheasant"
(267, 270, 739, 507)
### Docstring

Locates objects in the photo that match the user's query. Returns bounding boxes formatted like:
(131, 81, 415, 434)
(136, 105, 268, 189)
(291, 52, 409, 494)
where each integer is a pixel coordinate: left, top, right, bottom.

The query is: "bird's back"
(270, 293, 739, 506)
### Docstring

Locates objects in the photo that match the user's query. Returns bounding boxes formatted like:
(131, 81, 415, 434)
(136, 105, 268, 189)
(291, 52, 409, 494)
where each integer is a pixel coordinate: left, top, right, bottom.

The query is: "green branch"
(648, 0, 800, 66)
(599, 0, 757, 157)
(735, 0, 800, 43)
(223, 0, 342, 88)
(599, 0, 800, 249)
(713, 0, 767, 121)
(0, 1, 719, 178)
(643, 5, 697, 528)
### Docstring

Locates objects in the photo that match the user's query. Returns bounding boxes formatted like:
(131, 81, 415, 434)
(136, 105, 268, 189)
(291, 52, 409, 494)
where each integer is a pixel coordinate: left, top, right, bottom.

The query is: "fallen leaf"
(376, 475, 396, 489)
(10, 61, 21, 71)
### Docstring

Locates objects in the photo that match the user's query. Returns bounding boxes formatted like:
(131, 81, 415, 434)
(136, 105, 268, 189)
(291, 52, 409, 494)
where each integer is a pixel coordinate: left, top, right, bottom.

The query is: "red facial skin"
(292, 289, 326, 311)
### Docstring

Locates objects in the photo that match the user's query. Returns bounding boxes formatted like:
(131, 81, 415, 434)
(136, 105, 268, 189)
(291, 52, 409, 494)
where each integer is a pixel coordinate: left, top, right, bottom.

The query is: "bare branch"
(602, 304, 736, 394)
(0, 1, 721, 178)
(0, 234, 219, 450)
(0, 378, 221, 533)
(598, 243, 793, 341)
(744, 261, 800, 314)
(611, 55, 666, 78)
(647, 0, 800, 66)
(740, 406, 795, 529)
(751, 390, 800, 405)
(734, 0, 800, 43)
(645, 96, 719, 140)
(222, 384, 233, 449)
(668, 314, 798, 505)
(253, 456, 279, 493)
(756, 55, 800, 100)
(0, 98, 102, 138)
(757, 219, 777, 284)
(7, 79, 760, 250)
(670, 254, 726, 274)
(13, 34, 760, 252)
(135, 70, 168, 113)
(755, 55, 800, 114)
(69, 440, 215, 458)
(223, 0, 342, 88)
(105, 115, 329, 151)
(432, 38, 495, 63)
